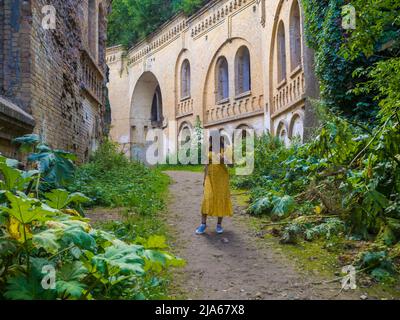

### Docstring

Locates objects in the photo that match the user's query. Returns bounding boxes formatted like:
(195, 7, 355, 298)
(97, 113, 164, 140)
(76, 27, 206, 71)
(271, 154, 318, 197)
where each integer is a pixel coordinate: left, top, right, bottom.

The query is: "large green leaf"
(62, 226, 96, 250)
(12, 134, 40, 153)
(249, 197, 272, 215)
(56, 262, 88, 299)
(4, 274, 55, 300)
(45, 189, 91, 210)
(32, 229, 62, 254)
(4, 258, 56, 300)
(28, 152, 54, 173)
(4, 192, 57, 224)
(67, 192, 91, 205)
(271, 195, 296, 218)
(45, 189, 70, 209)
(0, 155, 38, 191)
(364, 190, 389, 214)
(92, 244, 145, 276)
(143, 250, 167, 266)
(27, 147, 76, 188)
(56, 280, 86, 299)
(58, 261, 88, 281)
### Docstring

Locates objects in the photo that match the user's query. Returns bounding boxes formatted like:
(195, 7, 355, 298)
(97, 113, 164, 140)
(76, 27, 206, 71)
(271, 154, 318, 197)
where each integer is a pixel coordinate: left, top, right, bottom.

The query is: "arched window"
(216, 56, 229, 103)
(234, 124, 252, 154)
(179, 123, 192, 147)
(236, 124, 251, 138)
(290, 1, 302, 70)
(235, 46, 251, 95)
(219, 128, 232, 149)
(277, 122, 289, 146)
(277, 21, 287, 83)
(151, 85, 163, 127)
(88, 0, 97, 57)
(289, 114, 303, 141)
(181, 59, 191, 99)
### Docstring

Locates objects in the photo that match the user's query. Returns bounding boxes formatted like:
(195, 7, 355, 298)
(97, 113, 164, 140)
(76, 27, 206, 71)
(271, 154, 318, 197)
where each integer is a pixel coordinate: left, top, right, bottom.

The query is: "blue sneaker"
(196, 224, 207, 235)
(216, 224, 224, 234)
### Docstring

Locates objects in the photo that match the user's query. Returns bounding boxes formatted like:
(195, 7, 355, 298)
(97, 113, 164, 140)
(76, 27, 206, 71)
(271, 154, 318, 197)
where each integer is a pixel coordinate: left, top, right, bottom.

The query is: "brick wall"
(0, 0, 32, 112)
(0, 0, 111, 162)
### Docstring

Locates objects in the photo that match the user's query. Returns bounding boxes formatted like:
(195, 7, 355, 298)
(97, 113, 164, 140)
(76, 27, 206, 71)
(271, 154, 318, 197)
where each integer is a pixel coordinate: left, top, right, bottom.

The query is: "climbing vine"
(301, 0, 379, 121)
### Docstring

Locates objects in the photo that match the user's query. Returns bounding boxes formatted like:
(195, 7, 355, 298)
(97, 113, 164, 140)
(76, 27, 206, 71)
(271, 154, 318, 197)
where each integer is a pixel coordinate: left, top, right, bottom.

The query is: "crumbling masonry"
(0, 0, 111, 161)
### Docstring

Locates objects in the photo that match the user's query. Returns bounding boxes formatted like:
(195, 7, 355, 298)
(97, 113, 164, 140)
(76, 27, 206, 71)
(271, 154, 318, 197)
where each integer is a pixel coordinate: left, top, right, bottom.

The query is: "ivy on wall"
(301, 0, 379, 122)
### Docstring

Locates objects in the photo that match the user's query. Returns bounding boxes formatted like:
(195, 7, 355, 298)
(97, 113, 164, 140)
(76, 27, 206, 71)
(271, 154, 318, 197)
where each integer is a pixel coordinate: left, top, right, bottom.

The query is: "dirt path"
(165, 171, 362, 300)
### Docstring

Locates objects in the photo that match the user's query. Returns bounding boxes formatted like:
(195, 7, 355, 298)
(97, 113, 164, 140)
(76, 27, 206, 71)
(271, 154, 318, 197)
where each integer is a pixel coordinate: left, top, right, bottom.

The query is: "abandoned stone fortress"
(107, 0, 319, 161)
(0, 0, 111, 161)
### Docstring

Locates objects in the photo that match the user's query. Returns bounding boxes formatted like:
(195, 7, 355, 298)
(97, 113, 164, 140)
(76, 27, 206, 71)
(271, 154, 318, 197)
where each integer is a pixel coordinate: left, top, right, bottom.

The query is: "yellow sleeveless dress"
(201, 152, 233, 217)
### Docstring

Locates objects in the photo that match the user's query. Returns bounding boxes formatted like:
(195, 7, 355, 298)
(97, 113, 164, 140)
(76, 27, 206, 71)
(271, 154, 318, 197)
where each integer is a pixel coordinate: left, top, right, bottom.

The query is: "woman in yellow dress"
(196, 136, 233, 235)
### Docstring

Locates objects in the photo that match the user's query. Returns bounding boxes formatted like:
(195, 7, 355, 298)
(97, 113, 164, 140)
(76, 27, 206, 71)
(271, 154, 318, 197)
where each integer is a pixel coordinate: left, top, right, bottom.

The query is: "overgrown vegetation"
(233, 0, 400, 284)
(0, 136, 183, 300)
(69, 140, 169, 214)
(108, 0, 209, 48)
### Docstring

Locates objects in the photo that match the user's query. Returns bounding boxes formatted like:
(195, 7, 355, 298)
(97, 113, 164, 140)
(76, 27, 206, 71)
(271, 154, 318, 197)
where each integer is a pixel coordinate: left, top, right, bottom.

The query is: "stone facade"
(0, 0, 111, 161)
(106, 0, 319, 159)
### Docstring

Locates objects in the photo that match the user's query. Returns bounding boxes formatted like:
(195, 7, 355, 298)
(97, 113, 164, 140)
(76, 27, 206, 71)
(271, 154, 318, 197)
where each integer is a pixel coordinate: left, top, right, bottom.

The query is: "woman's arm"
(203, 164, 208, 186)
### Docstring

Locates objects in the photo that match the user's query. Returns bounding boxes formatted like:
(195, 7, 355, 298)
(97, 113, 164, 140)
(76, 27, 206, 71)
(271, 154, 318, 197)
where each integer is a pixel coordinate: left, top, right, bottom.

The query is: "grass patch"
(231, 189, 251, 207)
(157, 164, 204, 172)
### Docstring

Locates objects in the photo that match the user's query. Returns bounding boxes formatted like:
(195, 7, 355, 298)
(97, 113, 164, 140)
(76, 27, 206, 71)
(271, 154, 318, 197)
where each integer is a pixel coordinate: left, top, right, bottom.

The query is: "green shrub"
(237, 107, 400, 245)
(0, 151, 184, 300)
(69, 140, 169, 214)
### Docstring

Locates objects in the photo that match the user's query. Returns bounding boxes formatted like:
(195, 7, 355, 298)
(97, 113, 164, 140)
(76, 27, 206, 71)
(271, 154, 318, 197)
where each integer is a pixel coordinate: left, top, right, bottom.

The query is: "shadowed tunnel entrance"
(130, 72, 164, 162)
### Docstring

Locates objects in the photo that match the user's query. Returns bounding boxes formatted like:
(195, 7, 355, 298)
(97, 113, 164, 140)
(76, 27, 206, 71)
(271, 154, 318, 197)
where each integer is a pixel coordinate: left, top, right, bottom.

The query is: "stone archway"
(276, 121, 289, 146)
(289, 112, 304, 142)
(178, 121, 193, 148)
(130, 71, 164, 162)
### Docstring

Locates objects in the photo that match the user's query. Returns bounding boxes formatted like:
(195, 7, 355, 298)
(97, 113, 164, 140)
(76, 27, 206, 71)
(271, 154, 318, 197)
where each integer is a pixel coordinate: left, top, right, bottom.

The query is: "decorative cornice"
(191, 0, 253, 38)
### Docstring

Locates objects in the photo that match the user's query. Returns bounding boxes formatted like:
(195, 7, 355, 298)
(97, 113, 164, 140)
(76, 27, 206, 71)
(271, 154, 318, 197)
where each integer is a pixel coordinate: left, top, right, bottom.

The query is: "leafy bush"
(357, 250, 397, 283)
(69, 140, 169, 214)
(238, 108, 400, 242)
(12, 134, 77, 191)
(0, 148, 183, 300)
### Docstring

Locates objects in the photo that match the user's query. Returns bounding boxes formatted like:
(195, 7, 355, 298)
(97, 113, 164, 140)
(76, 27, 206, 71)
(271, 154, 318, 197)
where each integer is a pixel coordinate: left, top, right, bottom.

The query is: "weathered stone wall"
(0, 0, 111, 162)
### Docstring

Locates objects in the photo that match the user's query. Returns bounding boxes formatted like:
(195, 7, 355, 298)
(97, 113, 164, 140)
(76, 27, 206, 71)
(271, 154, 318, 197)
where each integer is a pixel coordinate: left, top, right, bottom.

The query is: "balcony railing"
(271, 70, 305, 116)
(81, 50, 105, 105)
(205, 94, 264, 125)
(176, 98, 194, 118)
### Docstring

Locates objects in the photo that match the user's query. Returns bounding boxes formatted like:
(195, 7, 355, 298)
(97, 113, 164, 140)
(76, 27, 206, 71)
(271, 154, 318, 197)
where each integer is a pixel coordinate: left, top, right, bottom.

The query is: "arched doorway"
(130, 72, 164, 162)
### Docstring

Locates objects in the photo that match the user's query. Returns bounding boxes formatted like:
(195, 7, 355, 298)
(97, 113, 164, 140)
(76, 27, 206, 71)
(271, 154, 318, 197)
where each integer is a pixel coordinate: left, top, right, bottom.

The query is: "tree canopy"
(107, 0, 206, 48)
